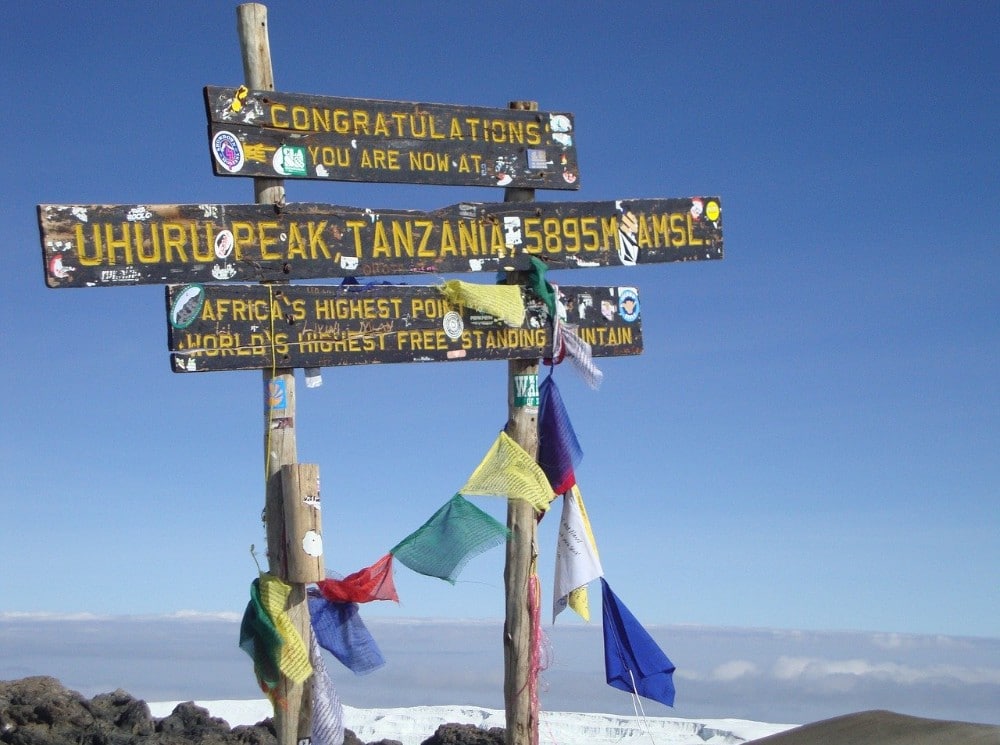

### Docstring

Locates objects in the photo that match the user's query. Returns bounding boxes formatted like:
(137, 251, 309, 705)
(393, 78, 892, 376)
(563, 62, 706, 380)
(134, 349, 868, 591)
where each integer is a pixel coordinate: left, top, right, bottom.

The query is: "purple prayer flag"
(538, 375, 583, 494)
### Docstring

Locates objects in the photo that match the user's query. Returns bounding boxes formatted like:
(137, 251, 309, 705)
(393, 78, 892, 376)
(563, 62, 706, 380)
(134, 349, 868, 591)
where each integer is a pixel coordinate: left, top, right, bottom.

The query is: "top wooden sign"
(204, 86, 580, 190)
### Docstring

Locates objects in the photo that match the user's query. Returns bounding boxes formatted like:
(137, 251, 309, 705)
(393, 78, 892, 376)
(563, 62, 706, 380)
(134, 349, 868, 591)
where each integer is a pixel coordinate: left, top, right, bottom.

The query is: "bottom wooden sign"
(166, 282, 642, 372)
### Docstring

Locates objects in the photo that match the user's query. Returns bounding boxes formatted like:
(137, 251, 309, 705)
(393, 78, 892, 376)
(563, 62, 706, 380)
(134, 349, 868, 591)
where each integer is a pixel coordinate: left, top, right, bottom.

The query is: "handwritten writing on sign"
(39, 198, 721, 288)
(166, 283, 643, 373)
(204, 86, 579, 190)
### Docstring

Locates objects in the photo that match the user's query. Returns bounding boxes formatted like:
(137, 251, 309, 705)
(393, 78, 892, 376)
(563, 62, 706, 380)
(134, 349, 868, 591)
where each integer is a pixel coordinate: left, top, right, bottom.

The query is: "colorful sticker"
(212, 130, 244, 173)
(169, 284, 205, 329)
(513, 373, 540, 408)
(618, 287, 640, 323)
(268, 379, 287, 410)
(706, 200, 721, 222)
(273, 144, 308, 176)
(214, 230, 235, 259)
(48, 254, 73, 280)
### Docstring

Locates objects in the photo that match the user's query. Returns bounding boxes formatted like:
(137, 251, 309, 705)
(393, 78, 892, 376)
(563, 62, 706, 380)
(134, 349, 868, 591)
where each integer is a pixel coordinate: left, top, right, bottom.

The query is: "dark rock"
(154, 701, 231, 736)
(88, 690, 155, 736)
(419, 723, 505, 745)
(0, 678, 279, 745)
(342, 730, 365, 745)
(0, 676, 508, 745)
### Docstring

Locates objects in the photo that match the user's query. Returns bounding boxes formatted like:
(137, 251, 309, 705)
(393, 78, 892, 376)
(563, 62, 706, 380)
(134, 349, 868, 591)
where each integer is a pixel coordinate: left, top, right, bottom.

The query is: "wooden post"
(281, 464, 324, 584)
(503, 100, 541, 745)
(237, 5, 312, 745)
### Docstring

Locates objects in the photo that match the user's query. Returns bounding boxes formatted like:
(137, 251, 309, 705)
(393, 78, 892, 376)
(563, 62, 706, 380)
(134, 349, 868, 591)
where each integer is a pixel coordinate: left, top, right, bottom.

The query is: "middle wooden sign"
(166, 282, 643, 373)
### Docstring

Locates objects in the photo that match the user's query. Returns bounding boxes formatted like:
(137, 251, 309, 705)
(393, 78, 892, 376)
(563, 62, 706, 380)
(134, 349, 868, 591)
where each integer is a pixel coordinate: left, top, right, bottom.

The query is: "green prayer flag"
(391, 494, 510, 583)
(239, 578, 283, 693)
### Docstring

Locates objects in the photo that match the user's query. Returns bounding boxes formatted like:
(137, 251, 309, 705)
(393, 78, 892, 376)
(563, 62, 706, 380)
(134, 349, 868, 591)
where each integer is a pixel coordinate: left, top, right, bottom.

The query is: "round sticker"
(212, 130, 244, 173)
(169, 284, 205, 329)
(706, 200, 721, 221)
(618, 287, 640, 323)
(442, 311, 464, 340)
(214, 230, 234, 259)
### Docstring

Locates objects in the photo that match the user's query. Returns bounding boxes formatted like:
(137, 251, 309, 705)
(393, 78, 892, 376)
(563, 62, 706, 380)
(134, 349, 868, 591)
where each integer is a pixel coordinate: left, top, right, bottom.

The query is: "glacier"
(147, 700, 797, 745)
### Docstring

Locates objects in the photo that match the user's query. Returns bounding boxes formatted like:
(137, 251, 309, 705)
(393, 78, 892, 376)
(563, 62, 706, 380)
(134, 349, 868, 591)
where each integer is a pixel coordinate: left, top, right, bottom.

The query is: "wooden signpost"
(205, 86, 581, 189)
(39, 197, 722, 287)
(36, 4, 723, 745)
(166, 282, 643, 372)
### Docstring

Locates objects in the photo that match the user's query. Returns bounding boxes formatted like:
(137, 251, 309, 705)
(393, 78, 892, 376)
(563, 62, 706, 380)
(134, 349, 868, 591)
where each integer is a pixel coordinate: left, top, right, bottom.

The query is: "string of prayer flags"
(439, 279, 525, 327)
(309, 634, 346, 745)
(601, 578, 676, 708)
(258, 573, 313, 685)
(391, 493, 510, 583)
(459, 431, 554, 512)
(238, 577, 283, 700)
(315, 553, 399, 604)
(308, 591, 386, 675)
(537, 375, 583, 495)
(553, 486, 604, 622)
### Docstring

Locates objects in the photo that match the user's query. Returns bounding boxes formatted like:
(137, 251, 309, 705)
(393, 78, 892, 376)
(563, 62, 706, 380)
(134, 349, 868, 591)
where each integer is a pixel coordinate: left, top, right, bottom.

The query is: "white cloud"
(710, 660, 759, 681)
(772, 655, 1000, 686)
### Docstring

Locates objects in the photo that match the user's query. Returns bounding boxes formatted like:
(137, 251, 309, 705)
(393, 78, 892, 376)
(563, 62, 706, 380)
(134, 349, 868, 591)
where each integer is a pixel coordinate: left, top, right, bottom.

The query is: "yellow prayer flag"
(567, 586, 590, 621)
(460, 432, 554, 512)
(440, 280, 525, 327)
(258, 573, 313, 685)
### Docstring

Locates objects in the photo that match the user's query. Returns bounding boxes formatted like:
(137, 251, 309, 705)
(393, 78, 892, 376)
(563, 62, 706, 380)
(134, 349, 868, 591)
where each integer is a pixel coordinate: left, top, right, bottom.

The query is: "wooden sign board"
(40, 198, 721, 288)
(166, 283, 642, 372)
(204, 86, 580, 190)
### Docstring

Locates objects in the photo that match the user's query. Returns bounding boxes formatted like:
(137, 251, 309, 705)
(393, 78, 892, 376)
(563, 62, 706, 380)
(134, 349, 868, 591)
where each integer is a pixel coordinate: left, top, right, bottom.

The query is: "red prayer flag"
(316, 553, 399, 603)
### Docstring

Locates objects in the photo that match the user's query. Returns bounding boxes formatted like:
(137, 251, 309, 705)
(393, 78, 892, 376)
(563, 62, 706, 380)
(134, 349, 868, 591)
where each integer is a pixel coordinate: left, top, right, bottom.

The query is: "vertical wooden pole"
(237, 5, 312, 745)
(503, 100, 540, 745)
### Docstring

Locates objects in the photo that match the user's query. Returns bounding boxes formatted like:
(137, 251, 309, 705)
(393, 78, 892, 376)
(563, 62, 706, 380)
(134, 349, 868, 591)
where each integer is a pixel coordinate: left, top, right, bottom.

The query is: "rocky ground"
(0, 677, 504, 745)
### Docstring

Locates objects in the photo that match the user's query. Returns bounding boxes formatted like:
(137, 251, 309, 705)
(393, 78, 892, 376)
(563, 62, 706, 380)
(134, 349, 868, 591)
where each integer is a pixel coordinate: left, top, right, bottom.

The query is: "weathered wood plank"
(40, 198, 722, 287)
(166, 283, 643, 372)
(204, 86, 579, 189)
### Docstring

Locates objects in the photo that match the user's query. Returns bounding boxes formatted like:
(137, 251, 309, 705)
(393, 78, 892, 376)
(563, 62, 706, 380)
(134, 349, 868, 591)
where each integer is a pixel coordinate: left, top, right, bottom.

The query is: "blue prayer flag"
(601, 578, 676, 707)
(308, 592, 385, 675)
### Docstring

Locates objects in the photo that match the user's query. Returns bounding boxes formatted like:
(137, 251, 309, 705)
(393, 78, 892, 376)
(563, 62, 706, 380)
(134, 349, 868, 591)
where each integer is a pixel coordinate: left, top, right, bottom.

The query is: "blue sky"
(1, 0, 997, 669)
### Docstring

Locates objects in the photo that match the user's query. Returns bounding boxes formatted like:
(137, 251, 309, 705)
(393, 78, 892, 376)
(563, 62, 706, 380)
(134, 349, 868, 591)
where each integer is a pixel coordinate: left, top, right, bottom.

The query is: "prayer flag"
(238, 577, 283, 697)
(391, 493, 509, 583)
(316, 553, 399, 604)
(439, 280, 525, 327)
(527, 256, 557, 316)
(459, 431, 554, 512)
(258, 573, 313, 685)
(601, 579, 675, 707)
(537, 376, 583, 494)
(553, 486, 604, 622)
(559, 325, 604, 389)
(309, 634, 345, 745)
(308, 592, 385, 675)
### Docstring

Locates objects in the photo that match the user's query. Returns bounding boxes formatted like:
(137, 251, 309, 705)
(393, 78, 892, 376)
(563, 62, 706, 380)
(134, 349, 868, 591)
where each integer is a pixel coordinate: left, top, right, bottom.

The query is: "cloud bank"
(1, 614, 997, 726)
